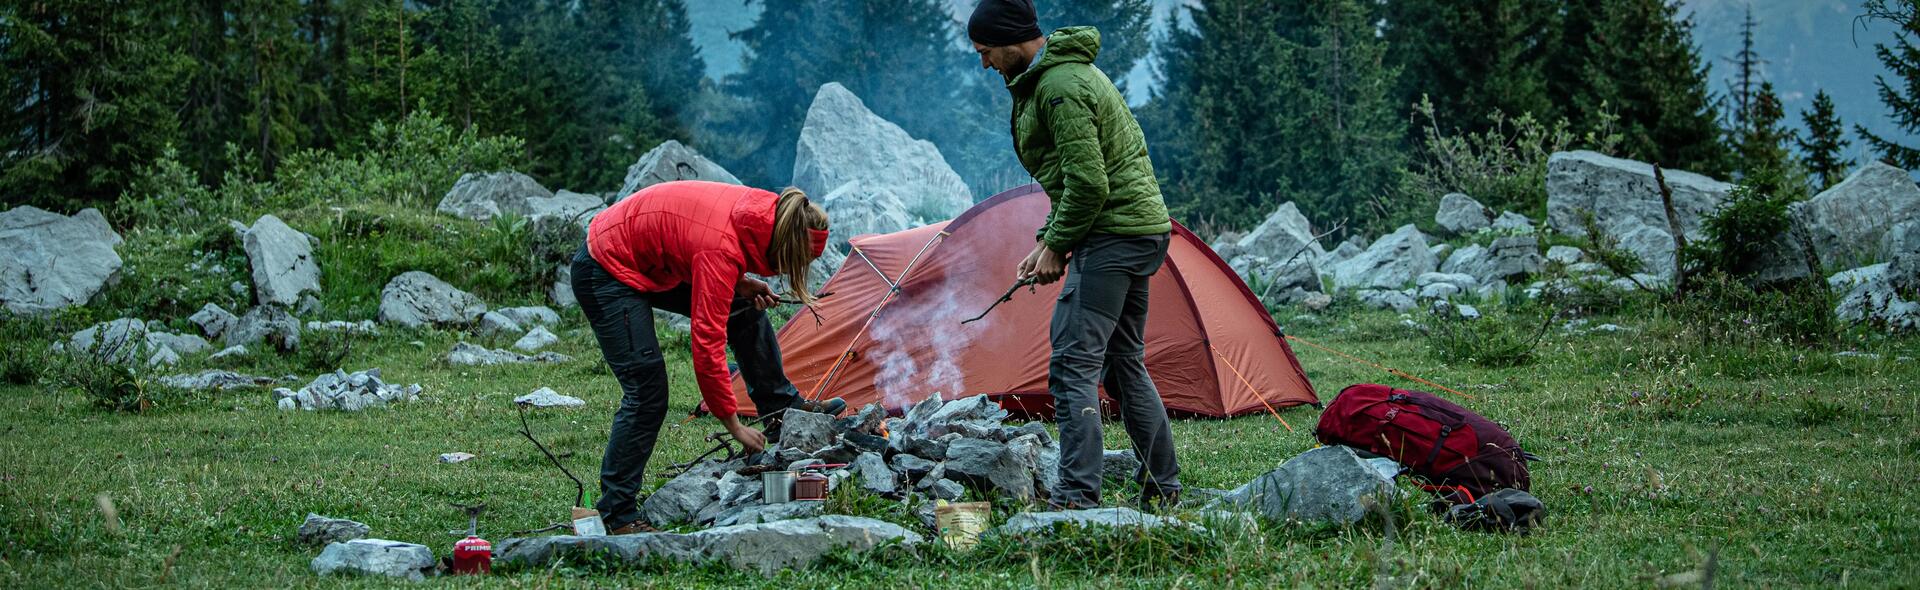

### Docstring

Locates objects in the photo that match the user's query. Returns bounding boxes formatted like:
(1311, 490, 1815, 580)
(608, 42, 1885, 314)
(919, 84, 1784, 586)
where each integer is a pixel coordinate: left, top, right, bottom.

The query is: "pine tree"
(1857, 0, 1920, 169)
(1723, 5, 1763, 135)
(1151, 0, 1404, 227)
(0, 0, 191, 205)
(1735, 82, 1801, 197)
(1036, 0, 1153, 95)
(722, 0, 962, 188)
(1382, 0, 1557, 134)
(1797, 90, 1852, 190)
(1549, 0, 1729, 174)
(232, 0, 312, 175)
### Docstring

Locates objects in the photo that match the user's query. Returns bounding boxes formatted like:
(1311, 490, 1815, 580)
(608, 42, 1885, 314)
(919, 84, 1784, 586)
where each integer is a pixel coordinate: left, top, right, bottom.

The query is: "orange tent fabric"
(723, 184, 1318, 418)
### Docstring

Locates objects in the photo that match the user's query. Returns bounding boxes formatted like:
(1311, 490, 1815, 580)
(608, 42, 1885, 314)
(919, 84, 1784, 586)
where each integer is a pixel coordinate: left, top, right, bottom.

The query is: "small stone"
(495, 306, 561, 328)
(1546, 245, 1585, 264)
(190, 303, 239, 339)
(930, 479, 965, 501)
(476, 311, 524, 337)
(514, 387, 585, 408)
(1214, 446, 1396, 525)
(889, 454, 937, 480)
(439, 452, 476, 464)
(209, 345, 249, 360)
(146, 346, 181, 367)
(1101, 449, 1141, 484)
(992, 507, 1202, 537)
(310, 538, 435, 581)
(853, 452, 898, 496)
(513, 326, 559, 351)
(298, 513, 371, 546)
(779, 409, 838, 453)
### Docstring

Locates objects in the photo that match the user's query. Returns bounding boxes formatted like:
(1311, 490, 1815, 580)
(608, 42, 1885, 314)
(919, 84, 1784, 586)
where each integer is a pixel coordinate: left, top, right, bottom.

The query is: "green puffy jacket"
(1009, 26, 1171, 253)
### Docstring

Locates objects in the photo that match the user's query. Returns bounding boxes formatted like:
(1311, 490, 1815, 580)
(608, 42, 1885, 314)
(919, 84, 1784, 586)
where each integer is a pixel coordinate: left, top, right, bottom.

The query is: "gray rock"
(1545, 245, 1585, 264)
(1480, 235, 1545, 281)
(852, 452, 898, 496)
(495, 306, 561, 329)
(993, 508, 1200, 537)
(641, 462, 730, 526)
(1331, 225, 1436, 290)
(513, 326, 559, 351)
(513, 387, 584, 408)
(273, 368, 422, 411)
(1455, 304, 1482, 320)
(923, 395, 1009, 430)
(944, 438, 1035, 500)
(1831, 259, 1920, 331)
(890, 454, 938, 480)
(436, 171, 552, 221)
(378, 271, 486, 328)
(241, 214, 321, 307)
(710, 500, 820, 528)
(617, 140, 741, 199)
(1323, 241, 1364, 268)
(310, 538, 435, 581)
(439, 452, 476, 464)
(1102, 449, 1141, 484)
(1429, 243, 1452, 261)
(1545, 150, 1732, 241)
(1434, 193, 1493, 236)
(157, 370, 279, 391)
(297, 513, 370, 546)
(1490, 211, 1535, 233)
(1417, 282, 1461, 300)
(190, 303, 238, 339)
(475, 311, 524, 337)
(1215, 202, 1326, 264)
(147, 346, 181, 367)
(779, 409, 838, 453)
(495, 516, 921, 575)
(1356, 289, 1417, 313)
(304, 320, 378, 336)
(929, 478, 965, 501)
(69, 318, 210, 364)
(1416, 272, 1478, 290)
(819, 181, 915, 253)
(791, 83, 971, 223)
(0, 206, 123, 315)
(208, 345, 249, 360)
(1886, 220, 1920, 261)
(525, 190, 604, 227)
(446, 342, 571, 366)
(226, 305, 301, 352)
(1215, 446, 1397, 525)
(550, 263, 576, 308)
(1794, 162, 1920, 268)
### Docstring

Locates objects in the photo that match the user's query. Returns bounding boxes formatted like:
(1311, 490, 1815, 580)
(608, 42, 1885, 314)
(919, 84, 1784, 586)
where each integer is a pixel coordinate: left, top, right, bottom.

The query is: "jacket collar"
(1006, 26, 1103, 93)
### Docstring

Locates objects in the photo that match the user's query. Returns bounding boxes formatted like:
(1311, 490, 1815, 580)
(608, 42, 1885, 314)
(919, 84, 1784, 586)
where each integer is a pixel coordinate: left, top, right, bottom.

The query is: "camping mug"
(762, 471, 795, 504)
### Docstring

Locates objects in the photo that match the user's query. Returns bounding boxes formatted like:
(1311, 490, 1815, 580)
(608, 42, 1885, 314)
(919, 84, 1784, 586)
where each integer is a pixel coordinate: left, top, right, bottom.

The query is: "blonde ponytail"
(770, 187, 831, 305)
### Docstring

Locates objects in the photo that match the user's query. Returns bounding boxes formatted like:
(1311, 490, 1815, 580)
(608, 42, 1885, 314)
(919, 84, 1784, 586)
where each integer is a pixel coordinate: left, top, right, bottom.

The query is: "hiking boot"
(1046, 497, 1101, 511)
(606, 519, 659, 535)
(1139, 489, 1182, 514)
(791, 397, 847, 417)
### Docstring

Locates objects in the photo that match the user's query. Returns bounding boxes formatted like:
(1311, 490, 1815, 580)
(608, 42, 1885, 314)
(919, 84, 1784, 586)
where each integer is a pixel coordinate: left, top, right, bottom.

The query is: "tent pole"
(802, 232, 951, 401)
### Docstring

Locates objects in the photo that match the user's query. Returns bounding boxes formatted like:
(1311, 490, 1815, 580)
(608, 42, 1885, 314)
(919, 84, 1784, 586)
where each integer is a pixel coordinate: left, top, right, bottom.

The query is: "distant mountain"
(687, 1, 1913, 162)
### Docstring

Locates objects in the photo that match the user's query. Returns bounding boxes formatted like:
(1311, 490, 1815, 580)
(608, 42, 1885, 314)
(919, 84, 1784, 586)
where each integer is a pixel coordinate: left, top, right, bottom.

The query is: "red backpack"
(1315, 384, 1532, 500)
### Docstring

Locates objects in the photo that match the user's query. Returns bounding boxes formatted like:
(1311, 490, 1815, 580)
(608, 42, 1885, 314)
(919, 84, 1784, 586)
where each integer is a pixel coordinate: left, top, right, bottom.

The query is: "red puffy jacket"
(587, 181, 777, 418)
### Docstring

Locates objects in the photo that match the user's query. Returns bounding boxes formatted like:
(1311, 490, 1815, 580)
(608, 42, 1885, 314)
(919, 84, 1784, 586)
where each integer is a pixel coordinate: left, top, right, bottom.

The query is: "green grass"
(5, 196, 1919, 588)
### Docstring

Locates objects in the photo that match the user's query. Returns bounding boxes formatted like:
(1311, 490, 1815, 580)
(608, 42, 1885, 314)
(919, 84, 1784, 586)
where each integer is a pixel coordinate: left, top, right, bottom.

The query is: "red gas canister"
(452, 535, 492, 574)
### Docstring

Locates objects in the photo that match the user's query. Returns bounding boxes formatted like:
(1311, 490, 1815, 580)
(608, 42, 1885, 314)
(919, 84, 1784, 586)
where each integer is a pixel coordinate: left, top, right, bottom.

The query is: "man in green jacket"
(969, 0, 1181, 510)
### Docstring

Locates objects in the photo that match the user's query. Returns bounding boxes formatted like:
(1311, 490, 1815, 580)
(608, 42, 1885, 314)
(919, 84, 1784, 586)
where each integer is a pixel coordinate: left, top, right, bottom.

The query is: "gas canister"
(452, 535, 492, 574)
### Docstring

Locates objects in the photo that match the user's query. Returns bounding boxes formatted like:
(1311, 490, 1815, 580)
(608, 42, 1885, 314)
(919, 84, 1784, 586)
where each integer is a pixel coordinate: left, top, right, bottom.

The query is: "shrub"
(1400, 97, 1622, 225)
(1669, 270, 1837, 347)
(1425, 302, 1555, 368)
(295, 330, 359, 373)
(52, 332, 178, 413)
(1684, 178, 1797, 280)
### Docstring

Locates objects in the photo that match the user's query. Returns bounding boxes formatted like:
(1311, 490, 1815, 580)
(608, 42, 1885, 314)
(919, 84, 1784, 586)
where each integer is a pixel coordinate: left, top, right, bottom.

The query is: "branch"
(517, 404, 586, 507)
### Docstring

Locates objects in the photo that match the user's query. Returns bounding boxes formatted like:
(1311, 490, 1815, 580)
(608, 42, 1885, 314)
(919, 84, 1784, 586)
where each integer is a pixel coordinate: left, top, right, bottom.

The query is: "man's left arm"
(1040, 91, 1109, 254)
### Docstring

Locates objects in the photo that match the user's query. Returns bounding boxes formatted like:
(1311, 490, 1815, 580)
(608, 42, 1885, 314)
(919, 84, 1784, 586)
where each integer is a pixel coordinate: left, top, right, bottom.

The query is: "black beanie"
(968, 0, 1042, 47)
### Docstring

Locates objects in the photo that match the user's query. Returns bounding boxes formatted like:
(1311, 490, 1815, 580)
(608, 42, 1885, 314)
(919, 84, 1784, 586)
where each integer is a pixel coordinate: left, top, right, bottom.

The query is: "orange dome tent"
(721, 184, 1318, 419)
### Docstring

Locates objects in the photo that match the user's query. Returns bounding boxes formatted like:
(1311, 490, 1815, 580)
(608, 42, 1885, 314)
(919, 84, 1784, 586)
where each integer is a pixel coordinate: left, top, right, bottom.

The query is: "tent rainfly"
(720, 184, 1318, 418)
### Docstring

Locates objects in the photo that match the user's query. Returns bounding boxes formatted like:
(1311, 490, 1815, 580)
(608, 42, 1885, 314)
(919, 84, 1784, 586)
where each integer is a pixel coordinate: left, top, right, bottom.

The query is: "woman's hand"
(737, 276, 779, 310)
(720, 415, 767, 454)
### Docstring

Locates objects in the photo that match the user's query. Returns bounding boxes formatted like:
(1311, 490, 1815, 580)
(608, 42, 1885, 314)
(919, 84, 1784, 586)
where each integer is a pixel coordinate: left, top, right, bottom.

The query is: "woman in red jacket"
(572, 180, 845, 534)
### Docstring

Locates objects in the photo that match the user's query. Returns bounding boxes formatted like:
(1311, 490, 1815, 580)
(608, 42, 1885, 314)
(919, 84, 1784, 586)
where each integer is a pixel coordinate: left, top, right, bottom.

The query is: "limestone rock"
(1215, 445, 1396, 525)
(1545, 150, 1732, 240)
(617, 140, 741, 199)
(494, 516, 921, 575)
(1356, 289, 1417, 313)
(157, 370, 280, 391)
(525, 190, 604, 227)
(791, 83, 971, 222)
(993, 507, 1200, 537)
(378, 271, 486, 328)
(446, 342, 571, 366)
(778, 409, 838, 454)
(1545, 245, 1584, 264)
(475, 311, 524, 338)
(310, 539, 435, 581)
(943, 438, 1035, 500)
(190, 303, 239, 339)
(818, 181, 914, 251)
(1490, 211, 1535, 233)
(273, 368, 422, 411)
(495, 306, 560, 328)
(436, 171, 552, 221)
(226, 305, 301, 352)
(1793, 161, 1920, 268)
(1331, 225, 1436, 290)
(1434, 193, 1492, 236)
(1216, 202, 1326, 264)
(513, 387, 584, 408)
(297, 513, 370, 546)
(241, 214, 321, 306)
(0, 206, 123, 315)
(513, 326, 559, 351)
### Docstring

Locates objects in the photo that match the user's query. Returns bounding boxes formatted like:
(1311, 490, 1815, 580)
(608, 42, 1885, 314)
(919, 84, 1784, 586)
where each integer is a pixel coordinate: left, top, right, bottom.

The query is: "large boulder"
(616, 140, 741, 199)
(993, 507, 1200, 537)
(525, 190, 605, 227)
(1217, 202, 1326, 265)
(1434, 193, 1493, 236)
(791, 82, 971, 222)
(1449, 235, 1543, 283)
(1830, 253, 1920, 332)
(436, 172, 552, 221)
(1330, 225, 1436, 290)
(1545, 150, 1732, 239)
(377, 271, 486, 328)
(1214, 445, 1396, 525)
(1792, 161, 1920, 268)
(240, 214, 321, 307)
(0, 206, 123, 315)
(819, 181, 915, 249)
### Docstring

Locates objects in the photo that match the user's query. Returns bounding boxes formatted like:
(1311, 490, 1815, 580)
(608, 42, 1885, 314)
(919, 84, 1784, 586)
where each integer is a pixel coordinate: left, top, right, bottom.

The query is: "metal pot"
(762, 471, 795, 504)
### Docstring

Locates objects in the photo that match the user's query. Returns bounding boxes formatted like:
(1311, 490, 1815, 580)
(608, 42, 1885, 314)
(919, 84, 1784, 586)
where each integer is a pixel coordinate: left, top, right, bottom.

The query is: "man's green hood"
(1008, 26, 1102, 90)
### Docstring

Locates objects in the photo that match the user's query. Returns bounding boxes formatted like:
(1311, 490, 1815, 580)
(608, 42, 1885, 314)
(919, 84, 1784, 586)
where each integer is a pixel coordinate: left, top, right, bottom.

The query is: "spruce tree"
(1382, 0, 1557, 134)
(1036, 0, 1153, 95)
(1857, 0, 1920, 169)
(232, 0, 312, 175)
(1151, 0, 1403, 227)
(1549, 0, 1729, 174)
(0, 0, 191, 204)
(1735, 82, 1801, 197)
(1797, 90, 1852, 190)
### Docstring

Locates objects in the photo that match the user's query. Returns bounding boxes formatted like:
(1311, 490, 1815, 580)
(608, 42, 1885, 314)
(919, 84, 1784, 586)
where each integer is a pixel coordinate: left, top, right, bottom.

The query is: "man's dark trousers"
(570, 247, 802, 526)
(1048, 233, 1182, 507)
